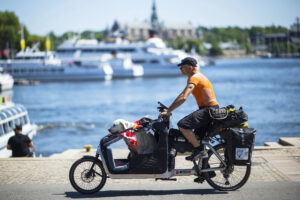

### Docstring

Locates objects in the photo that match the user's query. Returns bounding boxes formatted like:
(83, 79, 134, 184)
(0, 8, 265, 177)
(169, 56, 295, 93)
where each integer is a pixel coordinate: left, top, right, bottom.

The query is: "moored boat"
(56, 34, 204, 77)
(0, 96, 37, 158)
(0, 67, 14, 92)
(0, 47, 113, 82)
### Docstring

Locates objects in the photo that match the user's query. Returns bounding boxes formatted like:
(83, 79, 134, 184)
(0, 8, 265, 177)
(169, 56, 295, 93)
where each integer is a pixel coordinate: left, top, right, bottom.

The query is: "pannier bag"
(208, 105, 248, 136)
(226, 128, 256, 166)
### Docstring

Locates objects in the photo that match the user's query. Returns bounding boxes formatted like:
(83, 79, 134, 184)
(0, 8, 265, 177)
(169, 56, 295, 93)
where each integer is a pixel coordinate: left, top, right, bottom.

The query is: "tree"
(27, 35, 46, 51)
(0, 11, 21, 49)
(209, 42, 222, 56)
(289, 43, 298, 54)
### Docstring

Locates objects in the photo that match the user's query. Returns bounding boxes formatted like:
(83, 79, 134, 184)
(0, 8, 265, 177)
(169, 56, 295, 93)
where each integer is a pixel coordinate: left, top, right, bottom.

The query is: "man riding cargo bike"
(69, 57, 256, 194)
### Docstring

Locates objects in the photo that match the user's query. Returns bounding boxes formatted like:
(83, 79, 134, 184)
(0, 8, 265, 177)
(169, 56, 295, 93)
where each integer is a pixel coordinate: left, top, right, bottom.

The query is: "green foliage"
(94, 31, 104, 41)
(0, 11, 21, 49)
(245, 43, 253, 54)
(27, 35, 46, 51)
(289, 43, 298, 53)
(167, 37, 185, 50)
(209, 42, 223, 56)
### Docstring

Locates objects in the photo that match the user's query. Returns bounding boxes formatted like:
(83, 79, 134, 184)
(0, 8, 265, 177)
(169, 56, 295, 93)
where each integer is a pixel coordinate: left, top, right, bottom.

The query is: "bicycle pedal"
(194, 177, 205, 183)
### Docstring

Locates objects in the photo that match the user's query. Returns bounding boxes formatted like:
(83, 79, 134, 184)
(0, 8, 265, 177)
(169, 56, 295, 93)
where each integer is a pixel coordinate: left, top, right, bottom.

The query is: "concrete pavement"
(0, 137, 299, 199)
(0, 182, 299, 200)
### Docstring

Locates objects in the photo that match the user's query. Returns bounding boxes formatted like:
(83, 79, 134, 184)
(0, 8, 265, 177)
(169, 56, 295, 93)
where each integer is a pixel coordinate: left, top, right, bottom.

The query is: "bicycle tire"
(203, 143, 251, 191)
(69, 157, 107, 194)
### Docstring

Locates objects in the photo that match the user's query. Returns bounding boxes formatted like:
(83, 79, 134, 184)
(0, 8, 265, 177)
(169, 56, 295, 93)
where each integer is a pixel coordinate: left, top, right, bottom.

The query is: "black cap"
(15, 125, 22, 131)
(177, 57, 197, 67)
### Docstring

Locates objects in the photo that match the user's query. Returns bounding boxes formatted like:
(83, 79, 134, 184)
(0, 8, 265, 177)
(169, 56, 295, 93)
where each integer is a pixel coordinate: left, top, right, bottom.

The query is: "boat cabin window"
(3, 123, 10, 134)
(133, 60, 146, 64)
(23, 115, 28, 124)
(149, 60, 159, 64)
(0, 125, 4, 136)
(18, 116, 24, 125)
(74, 61, 81, 66)
(56, 49, 76, 53)
(16, 56, 44, 60)
(82, 49, 98, 53)
(14, 118, 21, 126)
(94, 49, 113, 53)
(8, 120, 15, 130)
(118, 48, 136, 52)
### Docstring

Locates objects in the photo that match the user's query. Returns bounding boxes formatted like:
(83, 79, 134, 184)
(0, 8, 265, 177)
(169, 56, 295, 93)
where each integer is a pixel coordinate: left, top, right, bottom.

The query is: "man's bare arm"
(158, 83, 195, 119)
(7, 144, 11, 150)
(167, 83, 195, 113)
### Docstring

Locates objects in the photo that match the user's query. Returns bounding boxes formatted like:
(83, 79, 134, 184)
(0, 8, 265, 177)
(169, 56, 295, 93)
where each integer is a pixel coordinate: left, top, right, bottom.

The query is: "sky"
(1, 0, 299, 36)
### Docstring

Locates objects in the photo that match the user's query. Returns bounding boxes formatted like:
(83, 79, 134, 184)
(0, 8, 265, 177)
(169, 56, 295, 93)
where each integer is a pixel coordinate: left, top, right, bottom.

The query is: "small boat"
(0, 96, 37, 158)
(0, 67, 14, 92)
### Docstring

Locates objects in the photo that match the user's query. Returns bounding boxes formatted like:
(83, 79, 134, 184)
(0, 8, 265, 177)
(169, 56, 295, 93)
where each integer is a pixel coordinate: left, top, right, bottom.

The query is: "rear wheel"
(69, 157, 107, 194)
(203, 144, 251, 191)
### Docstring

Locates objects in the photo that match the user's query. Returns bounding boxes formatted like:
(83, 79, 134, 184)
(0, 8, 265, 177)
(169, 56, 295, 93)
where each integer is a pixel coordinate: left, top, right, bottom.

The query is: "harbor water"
(11, 58, 300, 157)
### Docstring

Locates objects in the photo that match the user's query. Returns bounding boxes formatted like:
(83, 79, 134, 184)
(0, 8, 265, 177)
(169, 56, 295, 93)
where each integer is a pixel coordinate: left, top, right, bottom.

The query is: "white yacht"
(0, 43, 145, 81)
(72, 53, 143, 79)
(0, 46, 113, 81)
(56, 35, 205, 77)
(0, 67, 14, 92)
(0, 96, 37, 158)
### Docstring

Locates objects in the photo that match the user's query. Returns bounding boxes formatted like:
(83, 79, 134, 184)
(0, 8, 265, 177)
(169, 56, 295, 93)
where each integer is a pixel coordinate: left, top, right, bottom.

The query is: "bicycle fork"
(86, 154, 100, 178)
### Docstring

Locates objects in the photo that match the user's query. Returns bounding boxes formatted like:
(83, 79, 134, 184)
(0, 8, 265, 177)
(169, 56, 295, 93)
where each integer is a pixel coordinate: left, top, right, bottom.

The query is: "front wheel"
(69, 157, 107, 194)
(203, 144, 251, 191)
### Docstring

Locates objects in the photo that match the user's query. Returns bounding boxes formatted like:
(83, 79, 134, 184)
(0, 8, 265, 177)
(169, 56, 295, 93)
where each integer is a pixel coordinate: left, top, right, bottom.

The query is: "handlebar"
(157, 102, 171, 128)
(157, 101, 168, 112)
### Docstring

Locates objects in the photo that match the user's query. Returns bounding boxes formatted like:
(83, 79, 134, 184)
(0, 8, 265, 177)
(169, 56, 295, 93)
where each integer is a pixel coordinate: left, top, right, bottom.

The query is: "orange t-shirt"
(187, 73, 218, 107)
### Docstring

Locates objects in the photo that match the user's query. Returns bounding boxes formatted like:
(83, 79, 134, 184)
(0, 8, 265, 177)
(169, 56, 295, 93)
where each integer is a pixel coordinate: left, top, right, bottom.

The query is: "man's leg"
(180, 127, 207, 160)
(177, 108, 209, 161)
(178, 127, 200, 148)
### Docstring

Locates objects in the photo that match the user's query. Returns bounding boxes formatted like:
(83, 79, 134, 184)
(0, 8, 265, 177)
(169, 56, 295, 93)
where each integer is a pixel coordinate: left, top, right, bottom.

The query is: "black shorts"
(177, 105, 219, 130)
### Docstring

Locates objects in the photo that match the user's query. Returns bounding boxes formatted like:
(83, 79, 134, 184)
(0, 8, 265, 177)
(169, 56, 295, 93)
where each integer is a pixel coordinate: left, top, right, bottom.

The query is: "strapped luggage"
(225, 128, 256, 166)
(208, 105, 248, 136)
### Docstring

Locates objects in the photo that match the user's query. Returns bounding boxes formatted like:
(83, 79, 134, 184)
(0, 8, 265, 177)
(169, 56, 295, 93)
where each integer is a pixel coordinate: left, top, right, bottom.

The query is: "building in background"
(289, 17, 300, 45)
(219, 42, 246, 57)
(108, 0, 201, 41)
(262, 17, 300, 56)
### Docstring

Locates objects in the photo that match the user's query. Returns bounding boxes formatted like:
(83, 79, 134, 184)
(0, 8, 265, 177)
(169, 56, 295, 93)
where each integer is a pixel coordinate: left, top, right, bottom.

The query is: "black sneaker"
(186, 148, 208, 161)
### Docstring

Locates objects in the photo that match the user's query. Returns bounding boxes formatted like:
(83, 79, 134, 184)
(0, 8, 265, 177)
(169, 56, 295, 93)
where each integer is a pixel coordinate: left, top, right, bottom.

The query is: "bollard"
(84, 145, 92, 152)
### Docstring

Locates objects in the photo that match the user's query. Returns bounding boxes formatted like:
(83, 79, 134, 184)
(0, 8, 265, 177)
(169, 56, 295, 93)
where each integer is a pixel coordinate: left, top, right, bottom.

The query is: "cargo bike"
(69, 102, 256, 194)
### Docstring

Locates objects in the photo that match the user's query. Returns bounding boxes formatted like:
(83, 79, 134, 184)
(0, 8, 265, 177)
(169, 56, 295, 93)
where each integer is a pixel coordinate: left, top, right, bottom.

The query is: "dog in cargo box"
(108, 119, 156, 155)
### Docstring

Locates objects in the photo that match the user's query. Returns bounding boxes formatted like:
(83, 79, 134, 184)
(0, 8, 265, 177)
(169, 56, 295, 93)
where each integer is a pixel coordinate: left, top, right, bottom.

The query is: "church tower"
(151, 0, 159, 29)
